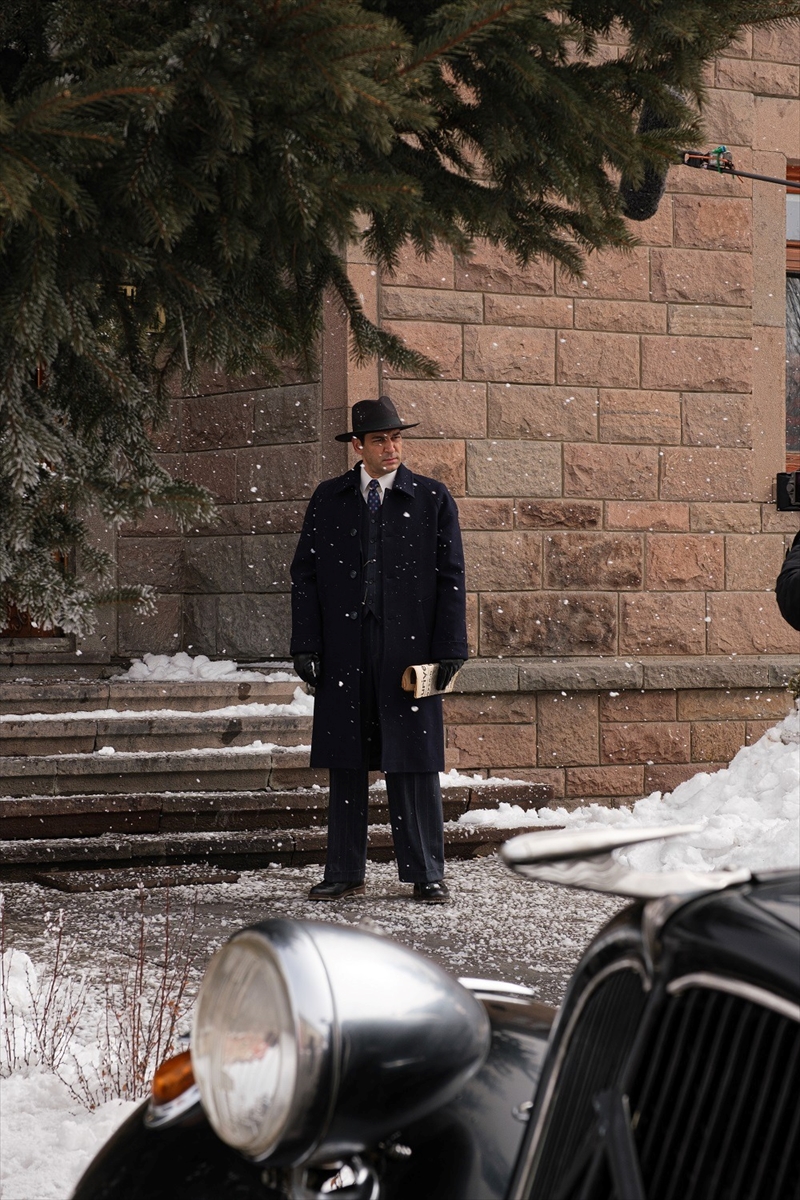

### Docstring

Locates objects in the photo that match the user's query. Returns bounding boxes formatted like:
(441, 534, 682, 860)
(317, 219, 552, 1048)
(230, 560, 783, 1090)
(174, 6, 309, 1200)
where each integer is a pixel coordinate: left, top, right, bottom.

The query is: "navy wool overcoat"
(290, 462, 468, 772)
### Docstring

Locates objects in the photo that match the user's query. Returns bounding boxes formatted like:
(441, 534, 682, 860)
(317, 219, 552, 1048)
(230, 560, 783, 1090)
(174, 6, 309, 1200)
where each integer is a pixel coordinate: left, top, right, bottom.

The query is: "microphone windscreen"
(618, 101, 672, 221)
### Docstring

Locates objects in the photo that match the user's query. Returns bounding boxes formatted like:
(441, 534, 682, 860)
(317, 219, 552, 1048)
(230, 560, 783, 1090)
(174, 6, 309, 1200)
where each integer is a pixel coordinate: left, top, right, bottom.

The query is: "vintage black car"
(73, 825, 800, 1200)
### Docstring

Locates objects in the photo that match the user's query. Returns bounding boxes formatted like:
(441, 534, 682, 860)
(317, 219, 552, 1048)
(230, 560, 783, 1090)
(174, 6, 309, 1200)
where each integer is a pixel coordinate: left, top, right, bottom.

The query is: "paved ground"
(0, 855, 623, 1009)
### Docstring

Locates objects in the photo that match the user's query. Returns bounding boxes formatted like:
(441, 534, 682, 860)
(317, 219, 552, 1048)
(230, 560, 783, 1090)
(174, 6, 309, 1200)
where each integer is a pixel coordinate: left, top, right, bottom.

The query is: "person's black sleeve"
(430, 489, 468, 662)
(775, 530, 800, 632)
(290, 489, 323, 655)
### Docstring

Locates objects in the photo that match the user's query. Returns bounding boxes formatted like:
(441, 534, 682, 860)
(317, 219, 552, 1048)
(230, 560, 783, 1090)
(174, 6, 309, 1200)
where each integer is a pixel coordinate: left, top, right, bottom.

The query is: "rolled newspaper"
(401, 662, 461, 699)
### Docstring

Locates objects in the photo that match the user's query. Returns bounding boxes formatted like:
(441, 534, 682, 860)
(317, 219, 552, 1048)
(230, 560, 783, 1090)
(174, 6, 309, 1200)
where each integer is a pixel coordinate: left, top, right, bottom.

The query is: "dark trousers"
(325, 615, 445, 884)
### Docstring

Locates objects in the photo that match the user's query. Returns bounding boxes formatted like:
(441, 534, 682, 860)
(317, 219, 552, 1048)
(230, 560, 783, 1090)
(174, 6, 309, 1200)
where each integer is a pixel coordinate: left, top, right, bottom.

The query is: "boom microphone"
(619, 103, 672, 222)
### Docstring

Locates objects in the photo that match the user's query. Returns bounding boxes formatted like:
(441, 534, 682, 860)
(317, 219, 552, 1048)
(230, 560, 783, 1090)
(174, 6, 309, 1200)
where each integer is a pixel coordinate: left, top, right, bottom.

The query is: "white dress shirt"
(359, 464, 397, 504)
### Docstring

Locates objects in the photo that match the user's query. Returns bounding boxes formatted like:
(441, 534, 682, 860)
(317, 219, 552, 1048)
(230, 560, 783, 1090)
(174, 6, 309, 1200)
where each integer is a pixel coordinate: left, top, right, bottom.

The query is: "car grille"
(630, 985, 800, 1200)
(528, 965, 648, 1198)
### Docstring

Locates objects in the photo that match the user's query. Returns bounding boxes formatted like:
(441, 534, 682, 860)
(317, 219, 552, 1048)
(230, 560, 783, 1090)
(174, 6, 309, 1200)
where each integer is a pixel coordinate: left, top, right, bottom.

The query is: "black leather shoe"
(307, 879, 365, 900)
(412, 881, 450, 904)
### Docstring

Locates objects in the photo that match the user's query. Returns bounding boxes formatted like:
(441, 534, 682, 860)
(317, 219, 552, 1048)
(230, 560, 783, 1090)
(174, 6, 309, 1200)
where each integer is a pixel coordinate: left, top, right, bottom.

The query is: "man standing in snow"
(290, 396, 467, 903)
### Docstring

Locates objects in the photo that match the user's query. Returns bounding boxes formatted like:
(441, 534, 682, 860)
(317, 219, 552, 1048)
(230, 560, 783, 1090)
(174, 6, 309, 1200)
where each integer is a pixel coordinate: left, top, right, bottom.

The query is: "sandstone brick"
(624, 196, 674, 247)
(602, 722, 690, 765)
(242, 533, 297, 593)
(691, 721, 746, 764)
(118, 539, 182, 592)
(443, 693, 537, 725)
(463, 326, 555, 384)
(719, 29, 751, 58)
(121, 507, 180, 537)
(677, 688, 792, 720)
(761, 507, 800, 533)
(467, 440, 561, 497)
(455, 241, 554, 294)
(646, 535, 724, 590)
(556, 247, 650, 301)
(537, 693, 599, 767)
(645, 763, 721, 794)
(381, 287, 482, 323)
(487, 384, 597, 441)
(644, 659, 771, 690)
(557, 331, 639, 389)
(598, 390, 681, 444)
(650, 249, 752, 306)
(745, 720, 775, 744)
(667, 306, 752, 338)
(701, 88, 754, 145)
(382, 320, 462, 380)
(600, 690, 676, 722)
(566, 765, 645, 797)
(447, 723, 537, 769)
(605, 502, 689, 531)
(706, 593, 800, 654)
(149, 404, 181, 453)
(544, 532, 643, 590)
(183, 393, 253, 450)
(752, 24, 800, 63)
(681, 393, 753, 447)
(641, 337, 751, 393)
(184, 537, 243, 594)
(183, 451, 237, 504)
(516, 500, 601, 529)
(463, 531, 542, 590)
(725, 534, 788, 590)
(667, 148, 754, 197)
(466, 591, 478, 658)
(251, 384, 321, 445)
(246, 501, 308, 534)
(716, 57, 799, 97)
(386, 241, 454, 288)
(486, 767, 565, 797)
(456, 498, 515, 530)
(480, 592, 616, 657)
(660, 448, 754, 501)
(237, 443, 318, 502)
(216, 593, 291, 659)
(573, 300, 666, 334)
(389, 380, 486, 438)
(190, 504, 258, 537)
(619, 593, 706, 655)
(118, 594, 182, 655)
(673, 196, 752, 252)
(403, 439, 466, 495)
(184, 595, 216, 655)
(564, 444, 659, 500)
(755, 97, 800, 157)
(690, 503, 760, 533)
(483, 294, 575, 327)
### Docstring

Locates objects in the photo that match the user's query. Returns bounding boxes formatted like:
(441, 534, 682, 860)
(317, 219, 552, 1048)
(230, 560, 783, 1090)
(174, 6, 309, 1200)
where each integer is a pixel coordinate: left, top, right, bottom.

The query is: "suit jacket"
(290, 462, 467, 771)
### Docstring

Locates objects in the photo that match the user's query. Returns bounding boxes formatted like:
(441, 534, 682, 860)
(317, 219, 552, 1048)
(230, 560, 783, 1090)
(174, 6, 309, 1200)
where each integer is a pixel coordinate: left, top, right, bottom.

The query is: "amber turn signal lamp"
(151, 1050, 195, 1105)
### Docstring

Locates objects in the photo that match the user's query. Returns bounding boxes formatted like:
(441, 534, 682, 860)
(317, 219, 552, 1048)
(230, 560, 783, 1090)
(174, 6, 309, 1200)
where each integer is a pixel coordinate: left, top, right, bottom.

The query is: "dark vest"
(360, 488, 383, 619)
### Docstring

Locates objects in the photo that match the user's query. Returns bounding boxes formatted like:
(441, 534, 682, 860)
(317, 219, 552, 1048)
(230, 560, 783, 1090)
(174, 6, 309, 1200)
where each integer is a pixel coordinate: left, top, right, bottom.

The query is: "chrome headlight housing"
(191, 919, 490, 1166)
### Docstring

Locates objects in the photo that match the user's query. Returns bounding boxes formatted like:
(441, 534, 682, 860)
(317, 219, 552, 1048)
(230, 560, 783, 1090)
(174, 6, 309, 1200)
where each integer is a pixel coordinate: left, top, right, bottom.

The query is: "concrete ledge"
(459, 656, 797, 694)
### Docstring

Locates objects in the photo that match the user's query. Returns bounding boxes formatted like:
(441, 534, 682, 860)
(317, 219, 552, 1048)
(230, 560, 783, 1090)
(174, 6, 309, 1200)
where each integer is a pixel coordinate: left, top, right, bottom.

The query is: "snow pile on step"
(114, 652, 296, 682)
(460, 706, 800, 873)
(0, 689, 315, 723)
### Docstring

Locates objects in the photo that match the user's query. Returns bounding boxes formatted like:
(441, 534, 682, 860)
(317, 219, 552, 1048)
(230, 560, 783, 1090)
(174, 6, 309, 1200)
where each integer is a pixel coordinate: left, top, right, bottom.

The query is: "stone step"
(0, 744, 320, 798)
(0, 678, 300, 716)
(0, 780, 552, 840)
(0, 710, 312, 756)
(0, 819, 563, 877)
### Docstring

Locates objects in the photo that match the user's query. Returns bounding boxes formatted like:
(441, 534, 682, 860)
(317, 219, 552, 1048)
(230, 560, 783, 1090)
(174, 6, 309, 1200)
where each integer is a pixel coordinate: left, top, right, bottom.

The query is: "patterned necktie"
(367, 478, 381, 515)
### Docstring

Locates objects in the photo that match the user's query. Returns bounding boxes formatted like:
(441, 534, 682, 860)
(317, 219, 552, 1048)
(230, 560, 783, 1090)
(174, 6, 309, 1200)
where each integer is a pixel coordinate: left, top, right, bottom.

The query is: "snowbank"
(114, 652, 296, 683)
(460, 705, 800, 873)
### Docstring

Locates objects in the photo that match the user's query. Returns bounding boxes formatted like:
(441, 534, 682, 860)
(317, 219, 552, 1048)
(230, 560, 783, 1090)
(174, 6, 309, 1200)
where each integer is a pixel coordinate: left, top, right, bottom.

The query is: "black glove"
(293, 653, 321, 687)
(436, 658, 465, 691)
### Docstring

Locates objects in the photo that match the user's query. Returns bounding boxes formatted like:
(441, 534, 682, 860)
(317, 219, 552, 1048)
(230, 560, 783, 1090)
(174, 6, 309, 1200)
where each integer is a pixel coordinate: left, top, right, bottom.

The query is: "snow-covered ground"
(1, 706, 798, 1199)
(461, 703, 800, 874)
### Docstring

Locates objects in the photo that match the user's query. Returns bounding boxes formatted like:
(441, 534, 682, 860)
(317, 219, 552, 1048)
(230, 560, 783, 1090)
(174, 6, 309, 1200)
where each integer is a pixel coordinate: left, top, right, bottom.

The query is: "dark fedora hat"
(335, 396, 419, 443)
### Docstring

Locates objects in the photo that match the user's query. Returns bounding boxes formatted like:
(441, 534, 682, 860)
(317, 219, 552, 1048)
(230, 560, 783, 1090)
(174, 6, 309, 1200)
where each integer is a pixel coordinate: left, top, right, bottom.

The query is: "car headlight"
(191, 919, 490, 1166)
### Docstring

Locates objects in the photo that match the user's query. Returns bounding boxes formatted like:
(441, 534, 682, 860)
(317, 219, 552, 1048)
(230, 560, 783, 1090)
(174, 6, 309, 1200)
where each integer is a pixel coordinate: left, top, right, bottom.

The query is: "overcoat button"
(349, 570, 357, 578)
(349, 611, 358, 619)
(349, 528, 357, 536)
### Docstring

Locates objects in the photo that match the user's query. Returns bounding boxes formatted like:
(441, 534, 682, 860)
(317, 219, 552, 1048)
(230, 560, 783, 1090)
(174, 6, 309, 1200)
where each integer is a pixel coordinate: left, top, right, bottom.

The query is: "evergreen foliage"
(1, 0, 797, 632)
